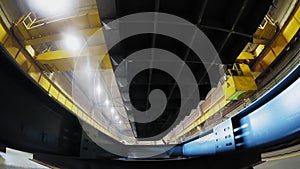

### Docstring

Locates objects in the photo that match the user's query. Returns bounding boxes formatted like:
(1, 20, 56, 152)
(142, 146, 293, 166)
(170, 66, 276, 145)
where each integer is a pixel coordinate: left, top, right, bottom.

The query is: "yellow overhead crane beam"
(36, 46, 112, 71)
(35, 44, 112, 71)
(36, 45, 108, 61)
(252, 4, 300, 75)
(14, 12, 101, 43)
(0, 18, 118, 141)
(24, 27, 101, 46)
(0, 8, 119, 141)
(13, 11, 112, 71)
(172, 3, 300, 143)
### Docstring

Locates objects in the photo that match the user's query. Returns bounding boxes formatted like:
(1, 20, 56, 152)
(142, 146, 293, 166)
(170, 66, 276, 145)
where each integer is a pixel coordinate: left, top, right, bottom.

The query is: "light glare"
(28, 0, 74, 17)
(96, 85, 102, 95)
(110, 108, 115, 113)
(105, 99, 110, 106)
(64, 34, 81, 52)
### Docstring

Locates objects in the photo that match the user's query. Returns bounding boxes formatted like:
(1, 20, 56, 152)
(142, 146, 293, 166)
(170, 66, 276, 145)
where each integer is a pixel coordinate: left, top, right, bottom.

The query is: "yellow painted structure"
(253, 16, 277, 44)
(172, 4, 300, 141)
(13, 11, 112, 71)
(222, 76, 257, 100)
(253, 4, 300, 74)
(35, 45, 111, 71)
(0, 14, 118, 141)
(236, 51, 256, 62)
(222, 64, 257, 100)
(1, 2, 299, 144)
(14, 12, 102, 43)
(222, 63, 257, 101)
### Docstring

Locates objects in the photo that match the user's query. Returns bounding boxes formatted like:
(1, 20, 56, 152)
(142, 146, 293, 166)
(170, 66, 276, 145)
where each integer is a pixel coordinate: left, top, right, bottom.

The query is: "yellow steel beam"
(13, 11, 112, 71)
(36, 45, 107, 61)
(252, 4, 300, 76)
(14, 12, 102, 44)
(236, 51, 255, 61)
(24, 27, 103, 45)
(0, 18, 118, 142)
(36, 45, 112, 71)
(253, 16, 277, 44)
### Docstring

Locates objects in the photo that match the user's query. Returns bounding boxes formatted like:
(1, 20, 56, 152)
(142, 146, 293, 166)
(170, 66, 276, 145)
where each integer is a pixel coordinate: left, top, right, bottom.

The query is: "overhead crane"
(0, 0, 299, 145)
(170, 3, 300, 142)
(13, 11, 112, 71)
(0, 7, 119, 141)
(0, 0, 299, 168)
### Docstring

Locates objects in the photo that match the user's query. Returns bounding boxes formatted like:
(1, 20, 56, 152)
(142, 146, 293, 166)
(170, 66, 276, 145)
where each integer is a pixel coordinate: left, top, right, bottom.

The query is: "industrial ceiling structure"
(97, 0, 272, 139)
(0, 0, 299, 148)
(0, 0, 300, 168)
(0, 0, 274, 142)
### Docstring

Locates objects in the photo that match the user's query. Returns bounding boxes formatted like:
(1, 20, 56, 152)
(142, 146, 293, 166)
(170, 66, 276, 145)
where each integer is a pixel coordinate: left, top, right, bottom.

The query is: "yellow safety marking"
(264, 152, 300, 162)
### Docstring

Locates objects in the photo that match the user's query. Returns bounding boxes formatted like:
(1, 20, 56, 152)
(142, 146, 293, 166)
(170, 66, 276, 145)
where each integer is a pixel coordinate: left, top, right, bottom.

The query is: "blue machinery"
(182, 63, 300, 156)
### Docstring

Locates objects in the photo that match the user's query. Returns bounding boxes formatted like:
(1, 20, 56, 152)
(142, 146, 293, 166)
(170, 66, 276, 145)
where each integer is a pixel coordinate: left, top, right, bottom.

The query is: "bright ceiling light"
(63, 34, 81, 52)
(105, 99, 110, 106)
(28, 0, 74, 17)
(115, 115, 119, 120)
(95, 85, 102, 95)
(110, 108, 115, 113)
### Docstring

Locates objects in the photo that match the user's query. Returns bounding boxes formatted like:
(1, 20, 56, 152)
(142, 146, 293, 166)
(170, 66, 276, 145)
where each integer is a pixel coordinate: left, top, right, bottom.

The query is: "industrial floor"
(0, 149, 49, 169)
(1, 148, 299, 169)
(255, 155, 300, 169)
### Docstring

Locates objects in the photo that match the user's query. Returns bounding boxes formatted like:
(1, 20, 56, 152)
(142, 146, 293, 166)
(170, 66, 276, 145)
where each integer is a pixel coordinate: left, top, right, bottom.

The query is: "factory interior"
(0, 0, 299, 168)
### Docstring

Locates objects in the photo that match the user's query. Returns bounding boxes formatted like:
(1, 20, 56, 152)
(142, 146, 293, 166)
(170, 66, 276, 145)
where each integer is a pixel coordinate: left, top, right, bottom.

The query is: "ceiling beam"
(24, 27, 104, 45)
(36, 45, 112, 71)
(36, 45, 108, 60)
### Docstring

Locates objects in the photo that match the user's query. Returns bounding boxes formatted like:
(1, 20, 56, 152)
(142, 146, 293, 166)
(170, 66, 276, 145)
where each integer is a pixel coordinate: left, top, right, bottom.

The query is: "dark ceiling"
(97, 0, 272, 140)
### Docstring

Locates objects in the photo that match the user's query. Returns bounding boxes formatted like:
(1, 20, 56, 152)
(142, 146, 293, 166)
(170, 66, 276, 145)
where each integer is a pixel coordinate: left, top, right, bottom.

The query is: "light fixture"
(63, 34, 81, 52)
(105, 99, 110, 106)
(110, 108, 115, 113)
(95, 85, 102, 95)
(115, 115, 119, 120)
